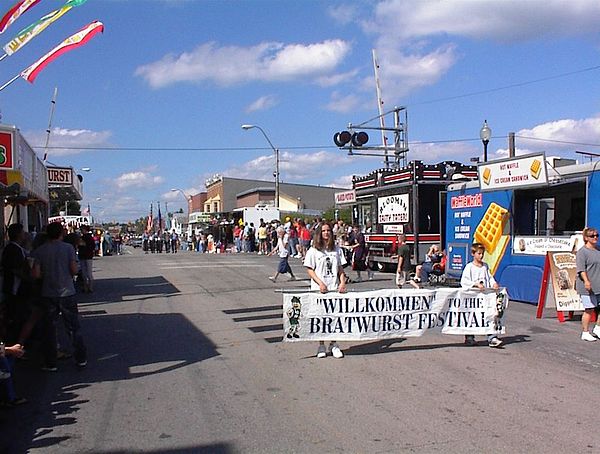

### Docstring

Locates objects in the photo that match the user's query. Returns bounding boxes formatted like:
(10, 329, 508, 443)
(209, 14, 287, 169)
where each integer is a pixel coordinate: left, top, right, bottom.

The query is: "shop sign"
(0, 131, 14, 169)
(478, 153, 548, 191)
(334, 190, 356, 205)
(47, 167, 73, 185)
(513, 235, 582, 255)
(378, 194, 409, 224)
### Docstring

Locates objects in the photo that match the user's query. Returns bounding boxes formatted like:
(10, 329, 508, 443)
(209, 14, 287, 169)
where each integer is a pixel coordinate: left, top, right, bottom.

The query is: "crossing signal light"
(333, 130, 369, 147)
(351, 131, 368, 147)
(333, 131, 351, 147)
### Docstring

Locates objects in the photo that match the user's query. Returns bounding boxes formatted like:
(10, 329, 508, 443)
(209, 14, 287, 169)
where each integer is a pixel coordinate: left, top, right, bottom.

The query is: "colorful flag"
(147, 204, 153, 233)
(82, 204, 90, 215)
(158, 203, 163, 234)
(4, 0, 88, 56)
(0, 0, 41, 34)
(20, 20, 103, 83)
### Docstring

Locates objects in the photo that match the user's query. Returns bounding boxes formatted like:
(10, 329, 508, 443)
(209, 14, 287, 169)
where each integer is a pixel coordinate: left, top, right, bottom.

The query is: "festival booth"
(0, 124, 48, 237)
(445, 154, 598, 305)
(47, 165, 86, 230)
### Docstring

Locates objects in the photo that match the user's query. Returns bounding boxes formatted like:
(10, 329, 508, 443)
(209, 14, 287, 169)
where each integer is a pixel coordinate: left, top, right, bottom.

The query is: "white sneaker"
(288, 276, 297, 281)
(257, 252, 262, 255)
(330, 342, 344, 358)
(593, 325, 600, 338)
(268, 276, 276, 282)
(316, 344, 327, 358)
(488, 337, 503, 348)
(581, 331, 597, 342)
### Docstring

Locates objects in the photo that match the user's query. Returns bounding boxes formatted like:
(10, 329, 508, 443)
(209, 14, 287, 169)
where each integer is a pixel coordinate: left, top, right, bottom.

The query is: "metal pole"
(275, 148, 280, 208)
(483, 140, 489, 162)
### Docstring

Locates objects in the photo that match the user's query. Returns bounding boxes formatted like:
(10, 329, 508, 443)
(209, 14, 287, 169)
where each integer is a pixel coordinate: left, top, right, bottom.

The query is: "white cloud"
(114, 170, 165, 190)
(223, 150, 354, 183)
(324, 91, 363, 113)
(23, 127, 112, 157)
(356, 0, 600, 101)
(327, 174, 353, 189)
(368, 0, 600, 42)
(327, 4, 359, 25)
(245, 95, 278, 113)
(135, 40, 352, 88)
(409, 140, 480, 163)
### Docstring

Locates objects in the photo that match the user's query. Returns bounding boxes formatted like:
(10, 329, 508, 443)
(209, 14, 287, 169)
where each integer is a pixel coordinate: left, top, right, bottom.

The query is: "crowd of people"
(0, 222, 92, 409)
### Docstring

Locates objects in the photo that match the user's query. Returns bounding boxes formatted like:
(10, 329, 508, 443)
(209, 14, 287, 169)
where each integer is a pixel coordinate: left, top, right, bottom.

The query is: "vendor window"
(513, 181, 585, 235)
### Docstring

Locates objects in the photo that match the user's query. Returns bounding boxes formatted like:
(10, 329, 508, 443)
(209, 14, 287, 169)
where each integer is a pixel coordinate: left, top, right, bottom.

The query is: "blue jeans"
(40, 295, 87, 367)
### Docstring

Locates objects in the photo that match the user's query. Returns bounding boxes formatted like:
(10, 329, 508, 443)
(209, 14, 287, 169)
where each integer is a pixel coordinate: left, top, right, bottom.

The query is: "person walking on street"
(394, 234, 411, 288)
(32, 222, 87, 371)
(576, 227, 600, 341)
(78, 225, 95, 293)
(268, 227, 296, 282)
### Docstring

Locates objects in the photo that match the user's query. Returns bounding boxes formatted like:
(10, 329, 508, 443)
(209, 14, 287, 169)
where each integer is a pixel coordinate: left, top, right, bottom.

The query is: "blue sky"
(1, 0, 600, 222)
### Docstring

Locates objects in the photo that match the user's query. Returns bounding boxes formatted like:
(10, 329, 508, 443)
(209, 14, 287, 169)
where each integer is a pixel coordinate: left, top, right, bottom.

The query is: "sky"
(1, 0, 600, 222)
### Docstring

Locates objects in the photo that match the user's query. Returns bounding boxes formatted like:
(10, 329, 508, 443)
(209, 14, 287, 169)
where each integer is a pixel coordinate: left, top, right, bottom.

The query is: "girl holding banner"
(304, 222, 347, 358)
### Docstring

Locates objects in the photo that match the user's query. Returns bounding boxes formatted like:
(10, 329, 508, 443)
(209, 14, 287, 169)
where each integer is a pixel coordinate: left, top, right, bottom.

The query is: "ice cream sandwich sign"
(478, 153, 548, 192)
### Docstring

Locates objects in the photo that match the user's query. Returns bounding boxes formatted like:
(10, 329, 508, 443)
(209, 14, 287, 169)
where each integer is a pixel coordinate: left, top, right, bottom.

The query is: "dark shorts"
(278, 256, 291, 274)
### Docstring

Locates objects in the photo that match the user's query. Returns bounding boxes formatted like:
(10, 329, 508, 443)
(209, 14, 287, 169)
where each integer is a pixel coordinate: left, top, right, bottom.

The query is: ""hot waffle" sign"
(478, 153, 548, 191)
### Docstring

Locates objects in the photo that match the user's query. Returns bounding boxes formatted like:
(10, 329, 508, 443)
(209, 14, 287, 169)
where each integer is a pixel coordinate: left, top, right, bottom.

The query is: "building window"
(213, 202, 219, 212)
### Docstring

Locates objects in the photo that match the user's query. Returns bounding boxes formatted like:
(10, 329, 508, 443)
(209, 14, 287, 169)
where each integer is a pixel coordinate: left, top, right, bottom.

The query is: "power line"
(410, 64, 600, 107)
(34, 134, 600, 154)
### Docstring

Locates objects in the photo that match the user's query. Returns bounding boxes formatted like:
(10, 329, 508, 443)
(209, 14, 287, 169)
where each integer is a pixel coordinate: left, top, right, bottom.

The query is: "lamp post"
(479, 120, 491, 162)
(241, 124, 280, 208)
(171, 188, 191, 214)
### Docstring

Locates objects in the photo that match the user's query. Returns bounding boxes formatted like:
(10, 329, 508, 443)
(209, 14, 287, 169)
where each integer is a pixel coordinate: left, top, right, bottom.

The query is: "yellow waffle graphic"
(474, 203, 509, 254)
(530, 159, 542, 179)
(482, 167, 491, 185)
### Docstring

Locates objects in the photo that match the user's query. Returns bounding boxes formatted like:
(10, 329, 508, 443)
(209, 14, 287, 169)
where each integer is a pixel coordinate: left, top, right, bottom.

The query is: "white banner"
(283, 288, 508, 341)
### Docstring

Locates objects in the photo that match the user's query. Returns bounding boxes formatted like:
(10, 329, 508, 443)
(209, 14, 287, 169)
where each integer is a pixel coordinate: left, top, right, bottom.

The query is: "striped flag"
(158, 203, 163, 234)
(0, 0, 41, 34)
(4, 0, 88, 57)
(21, 20, 103, 83)
(147, 204, 153, 233)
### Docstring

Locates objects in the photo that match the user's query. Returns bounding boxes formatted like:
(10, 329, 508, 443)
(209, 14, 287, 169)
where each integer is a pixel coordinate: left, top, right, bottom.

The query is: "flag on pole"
(82, 204, 90, 215)
(21, 20, 103, 83)
(147, 204, 153, 233)
(0, 20, 103, 92)
(3, 0, 88, 57)
(0, 0, 41, 34)
(158, 202, 163, 234)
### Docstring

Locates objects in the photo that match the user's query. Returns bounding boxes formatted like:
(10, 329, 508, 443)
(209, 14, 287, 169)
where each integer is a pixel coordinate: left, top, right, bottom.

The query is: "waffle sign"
(478, 153, 548, 191)
(378, 194, 409, 224)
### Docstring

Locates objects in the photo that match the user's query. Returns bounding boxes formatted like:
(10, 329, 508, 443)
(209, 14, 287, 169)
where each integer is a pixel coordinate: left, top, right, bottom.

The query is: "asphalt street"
(2, 247, 600, 453)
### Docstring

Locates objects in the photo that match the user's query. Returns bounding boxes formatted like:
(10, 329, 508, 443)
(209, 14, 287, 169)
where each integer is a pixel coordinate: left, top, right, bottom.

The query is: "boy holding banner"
(460, 243, 503, 348)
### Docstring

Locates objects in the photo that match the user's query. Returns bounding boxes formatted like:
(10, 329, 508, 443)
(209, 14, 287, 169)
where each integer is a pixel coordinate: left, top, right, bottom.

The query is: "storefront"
(0, 124, 48, 238)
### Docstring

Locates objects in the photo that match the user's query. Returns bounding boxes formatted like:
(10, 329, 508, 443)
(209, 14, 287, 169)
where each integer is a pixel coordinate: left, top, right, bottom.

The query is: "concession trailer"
(348, 160, 478, 271)
(445, 153, 600, 304)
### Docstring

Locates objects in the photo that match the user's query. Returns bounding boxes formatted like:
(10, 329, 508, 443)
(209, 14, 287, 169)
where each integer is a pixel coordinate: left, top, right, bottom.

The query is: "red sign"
(0, 131, 14, 169)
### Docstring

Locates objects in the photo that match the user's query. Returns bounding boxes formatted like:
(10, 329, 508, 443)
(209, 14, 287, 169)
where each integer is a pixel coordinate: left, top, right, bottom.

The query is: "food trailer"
(349, 160, 478, 270)
(445, 153, 599, 303)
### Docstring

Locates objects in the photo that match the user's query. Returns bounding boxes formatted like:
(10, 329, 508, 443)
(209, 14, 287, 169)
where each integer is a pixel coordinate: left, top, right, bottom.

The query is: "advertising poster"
(547, 252, 583, 311)
(445, 188, 512, 277)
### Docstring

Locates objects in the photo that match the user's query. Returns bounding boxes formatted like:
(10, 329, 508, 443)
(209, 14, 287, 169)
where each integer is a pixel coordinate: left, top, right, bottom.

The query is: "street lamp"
(241, 124, 280, 208)
(170, 188, 191, 212)
(479, 120, 491, 163)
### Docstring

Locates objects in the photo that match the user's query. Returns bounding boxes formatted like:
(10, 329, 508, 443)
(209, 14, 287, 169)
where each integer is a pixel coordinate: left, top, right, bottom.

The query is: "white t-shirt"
(304, 246, 347, 291)
(277, 235, 289, 258)
(460, 261, 497, 289)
